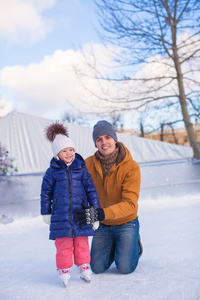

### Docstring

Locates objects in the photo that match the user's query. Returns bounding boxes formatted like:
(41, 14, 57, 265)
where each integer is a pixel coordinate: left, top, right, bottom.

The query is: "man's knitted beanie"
(92, 120, 118, 146)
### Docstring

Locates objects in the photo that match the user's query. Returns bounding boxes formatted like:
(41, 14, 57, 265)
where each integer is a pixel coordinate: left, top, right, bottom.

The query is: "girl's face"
(58, 147, 75, 164)
(95, 135, 116, 156)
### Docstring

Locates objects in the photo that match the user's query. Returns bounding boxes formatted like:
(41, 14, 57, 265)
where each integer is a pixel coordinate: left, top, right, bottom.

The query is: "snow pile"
(0, 193, 200, 300)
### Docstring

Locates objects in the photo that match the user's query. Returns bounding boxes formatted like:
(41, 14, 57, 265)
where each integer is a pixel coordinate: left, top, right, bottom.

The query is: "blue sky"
(0, 0, 168, 129)
(0, 1, 199, 130)
(0, 0, 99, 68)
(0, 0, 107, 123)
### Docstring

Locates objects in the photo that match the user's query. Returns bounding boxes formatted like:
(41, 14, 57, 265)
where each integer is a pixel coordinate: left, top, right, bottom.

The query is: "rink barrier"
(1, 158, 200, 203)
(0, 158, 200, 177)
(139, 158, 200, 167)
(141, 179, 200, 189)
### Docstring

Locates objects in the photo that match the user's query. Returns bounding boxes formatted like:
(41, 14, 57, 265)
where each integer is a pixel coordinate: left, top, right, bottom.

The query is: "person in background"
(74, 120, 142, 274)
(41, 122, 100, 287)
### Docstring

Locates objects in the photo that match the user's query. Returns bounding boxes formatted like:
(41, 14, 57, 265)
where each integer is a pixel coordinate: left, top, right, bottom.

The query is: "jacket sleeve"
(104, 163, 141, 221)
(82, 165, 101, 209)
(40, 169, 54, 215)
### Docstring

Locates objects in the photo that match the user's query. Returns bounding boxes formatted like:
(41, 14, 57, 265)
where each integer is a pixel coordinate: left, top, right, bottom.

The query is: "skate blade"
(63, 281, 68, 288)
(80, 276, 91, 283)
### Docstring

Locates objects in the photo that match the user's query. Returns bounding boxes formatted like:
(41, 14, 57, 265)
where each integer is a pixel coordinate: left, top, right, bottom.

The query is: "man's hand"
(74, 205, 105, 228)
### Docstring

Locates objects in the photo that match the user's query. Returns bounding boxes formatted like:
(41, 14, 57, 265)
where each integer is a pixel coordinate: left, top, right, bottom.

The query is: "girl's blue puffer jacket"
(40, 153, 100, 240)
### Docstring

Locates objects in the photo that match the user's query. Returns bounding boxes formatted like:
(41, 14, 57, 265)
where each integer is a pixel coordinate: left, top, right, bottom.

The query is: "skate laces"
(58, 268, 70, 274)
(78, 263, 92, 275)
(58, 268, 71, 279)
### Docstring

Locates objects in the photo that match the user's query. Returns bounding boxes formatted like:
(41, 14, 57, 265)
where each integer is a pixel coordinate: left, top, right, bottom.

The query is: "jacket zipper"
(66, 167, 74, 237)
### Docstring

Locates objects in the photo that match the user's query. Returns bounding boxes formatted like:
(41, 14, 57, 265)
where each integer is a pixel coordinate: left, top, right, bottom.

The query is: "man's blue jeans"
(91, 218, 140, 274)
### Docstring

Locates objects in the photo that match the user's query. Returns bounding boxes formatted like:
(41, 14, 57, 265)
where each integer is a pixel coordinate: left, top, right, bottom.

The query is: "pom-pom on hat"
(92, 120, 118, 146)
(45, 122, 75, 157)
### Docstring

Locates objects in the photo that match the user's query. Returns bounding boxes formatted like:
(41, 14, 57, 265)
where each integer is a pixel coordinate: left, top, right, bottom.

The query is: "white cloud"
(0, 0, 57, 44)
(0, 43, 117, 118)
(0, 38, 199, 121)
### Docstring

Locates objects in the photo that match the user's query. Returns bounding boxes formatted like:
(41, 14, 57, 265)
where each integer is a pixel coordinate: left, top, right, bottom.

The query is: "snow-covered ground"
(0, 190, 200, 300)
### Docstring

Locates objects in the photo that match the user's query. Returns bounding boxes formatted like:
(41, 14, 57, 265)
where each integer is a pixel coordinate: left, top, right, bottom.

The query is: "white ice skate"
(58, 268, 71, 287)
(78, 263, 92, 282)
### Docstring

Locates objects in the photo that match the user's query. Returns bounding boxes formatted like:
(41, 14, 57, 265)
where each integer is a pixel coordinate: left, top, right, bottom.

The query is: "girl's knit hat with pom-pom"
(45, 122, 75, 157)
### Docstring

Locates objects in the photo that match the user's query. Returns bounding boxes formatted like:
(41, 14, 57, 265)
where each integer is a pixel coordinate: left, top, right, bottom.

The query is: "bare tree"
(79, 0, 200, 157)
(62, 111, 91, 126)
(159, 122, 178, 143)
(109, 112, 124, 130)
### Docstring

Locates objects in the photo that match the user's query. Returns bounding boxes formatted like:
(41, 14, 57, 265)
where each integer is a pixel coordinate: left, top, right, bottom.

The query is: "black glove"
(74, 204, 105, 228)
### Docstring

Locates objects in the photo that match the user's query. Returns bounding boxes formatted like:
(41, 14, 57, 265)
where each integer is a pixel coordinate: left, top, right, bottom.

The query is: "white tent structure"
(0, 111, 194, 175)
(0, 111, 96, 175)
(0, 111, 199, 203)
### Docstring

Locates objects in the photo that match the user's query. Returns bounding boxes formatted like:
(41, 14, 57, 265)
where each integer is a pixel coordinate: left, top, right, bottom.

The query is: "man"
(74, 120, 142, 274)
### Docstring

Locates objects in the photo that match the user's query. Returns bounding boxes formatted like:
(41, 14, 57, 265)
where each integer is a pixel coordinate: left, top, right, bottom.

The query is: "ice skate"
(78, 263, 92, 282)
(58, 268, 71, 287)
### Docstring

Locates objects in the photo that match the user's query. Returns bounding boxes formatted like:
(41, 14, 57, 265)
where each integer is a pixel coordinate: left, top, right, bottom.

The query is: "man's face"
(95, 135, 116, 156)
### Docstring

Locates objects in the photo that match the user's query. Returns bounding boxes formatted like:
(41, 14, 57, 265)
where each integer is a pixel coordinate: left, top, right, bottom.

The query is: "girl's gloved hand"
(43, 214, 51, 225)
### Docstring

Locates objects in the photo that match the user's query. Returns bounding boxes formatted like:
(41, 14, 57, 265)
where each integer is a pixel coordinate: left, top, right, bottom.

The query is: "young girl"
(40, 122, 100, 287)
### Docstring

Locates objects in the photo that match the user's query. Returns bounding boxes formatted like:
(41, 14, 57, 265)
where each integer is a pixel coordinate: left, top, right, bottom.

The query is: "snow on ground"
(0, 193, 200, 300)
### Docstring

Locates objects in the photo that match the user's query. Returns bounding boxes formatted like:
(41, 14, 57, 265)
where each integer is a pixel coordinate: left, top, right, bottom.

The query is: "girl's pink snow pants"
(55, 236, 90, 269)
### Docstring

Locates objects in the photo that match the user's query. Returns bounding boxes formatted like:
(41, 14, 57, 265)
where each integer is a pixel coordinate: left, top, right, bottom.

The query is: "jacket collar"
(93, 142, 127, 170)
(50, 153, 85, 169)
(116, 142, 126, 166)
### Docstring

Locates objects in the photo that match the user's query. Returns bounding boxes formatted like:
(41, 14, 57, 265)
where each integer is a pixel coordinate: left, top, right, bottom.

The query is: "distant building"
(116, 128, 138, 136)
(117, 120, 200, 146)
(144, 120, 200, 146)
